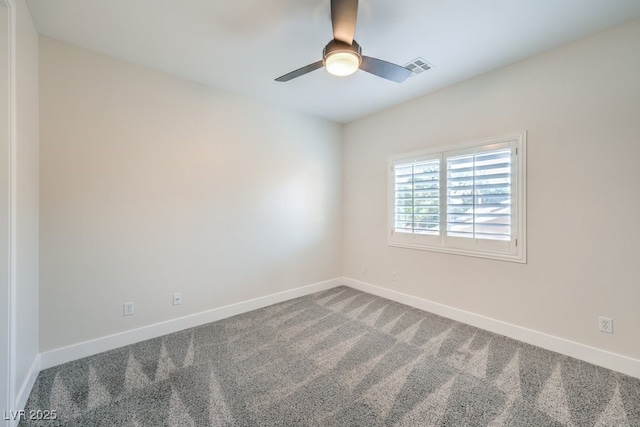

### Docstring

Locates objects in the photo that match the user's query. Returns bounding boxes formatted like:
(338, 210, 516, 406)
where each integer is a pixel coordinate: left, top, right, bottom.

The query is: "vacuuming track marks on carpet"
(21, 286, 640, 426)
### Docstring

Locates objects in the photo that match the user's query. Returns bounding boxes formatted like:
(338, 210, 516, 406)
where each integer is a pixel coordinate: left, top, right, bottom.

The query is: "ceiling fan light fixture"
(325, 51, 360, 76)
(322, 39, 362, 77)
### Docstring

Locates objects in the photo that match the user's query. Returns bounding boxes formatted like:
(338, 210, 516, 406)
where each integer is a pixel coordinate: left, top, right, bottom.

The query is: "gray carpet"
(21, 286, 640, 426)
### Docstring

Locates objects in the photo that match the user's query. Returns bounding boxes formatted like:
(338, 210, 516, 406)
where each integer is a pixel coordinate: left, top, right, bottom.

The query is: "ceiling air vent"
(404, 58, 433, 77)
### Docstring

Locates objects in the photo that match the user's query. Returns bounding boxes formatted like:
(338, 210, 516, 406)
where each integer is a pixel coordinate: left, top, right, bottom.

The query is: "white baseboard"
(40, 278, 342, 370)
(343, 277, 640, 379)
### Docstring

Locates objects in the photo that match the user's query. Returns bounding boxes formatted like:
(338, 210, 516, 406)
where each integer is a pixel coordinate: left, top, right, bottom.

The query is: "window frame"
(388, 132, 527, 263)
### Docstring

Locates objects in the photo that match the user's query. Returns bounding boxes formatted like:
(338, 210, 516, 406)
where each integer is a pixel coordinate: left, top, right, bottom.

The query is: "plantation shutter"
(389, 133, 524, 262)
(444, 142, 513, 252)
(392, 156, 441, 245)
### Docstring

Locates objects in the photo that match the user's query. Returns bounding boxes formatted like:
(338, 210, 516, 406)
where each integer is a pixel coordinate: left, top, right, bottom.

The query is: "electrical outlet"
(361, 265, 367, 275)
(391, 271, 397, 281)
(173, 293, 182, 306)
(599, 316, 613, 334)
(123, 302, 134, 316)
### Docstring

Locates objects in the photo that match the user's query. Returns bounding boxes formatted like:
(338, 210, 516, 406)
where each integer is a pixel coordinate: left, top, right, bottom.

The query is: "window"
(388, 133, 526, 262)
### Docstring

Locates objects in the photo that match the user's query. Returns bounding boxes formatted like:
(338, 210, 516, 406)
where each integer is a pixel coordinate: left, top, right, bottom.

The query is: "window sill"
(388, 241, 527, 264)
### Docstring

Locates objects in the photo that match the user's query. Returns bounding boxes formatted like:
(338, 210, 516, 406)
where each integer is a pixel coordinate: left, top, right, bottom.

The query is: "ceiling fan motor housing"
(323, 39, 362, 64)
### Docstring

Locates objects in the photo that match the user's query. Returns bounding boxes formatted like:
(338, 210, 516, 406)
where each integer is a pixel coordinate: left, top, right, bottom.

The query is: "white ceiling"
(25, 0, 640, 123)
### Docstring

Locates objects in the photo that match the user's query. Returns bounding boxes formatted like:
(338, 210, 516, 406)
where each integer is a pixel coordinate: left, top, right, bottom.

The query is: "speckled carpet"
(21, 286, 640, 426)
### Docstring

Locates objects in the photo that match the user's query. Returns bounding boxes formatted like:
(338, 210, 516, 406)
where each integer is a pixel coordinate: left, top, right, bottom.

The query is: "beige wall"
(15, 0, 39, 402)
(39, 38, 343, 351)
(343, 19, 640, 359)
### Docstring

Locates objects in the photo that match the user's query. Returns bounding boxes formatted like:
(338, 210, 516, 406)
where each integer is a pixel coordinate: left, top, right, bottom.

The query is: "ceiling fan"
(275, 0, 412, 83)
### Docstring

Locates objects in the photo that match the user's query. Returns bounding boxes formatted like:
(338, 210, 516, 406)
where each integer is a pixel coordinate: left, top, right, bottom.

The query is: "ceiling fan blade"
(360, 56, 412, 83)
(331, 0, 358, 45)
(275, 60, 324, 82)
